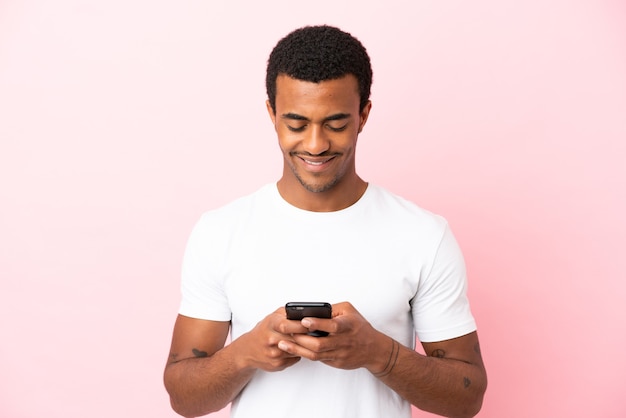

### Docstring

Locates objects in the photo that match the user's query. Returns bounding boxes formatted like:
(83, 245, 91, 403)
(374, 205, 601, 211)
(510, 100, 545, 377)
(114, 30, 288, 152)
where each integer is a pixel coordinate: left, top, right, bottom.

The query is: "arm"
(279, 302, 487, 418)
(164, 311, 304, 417)
(379, 332, 486, 418)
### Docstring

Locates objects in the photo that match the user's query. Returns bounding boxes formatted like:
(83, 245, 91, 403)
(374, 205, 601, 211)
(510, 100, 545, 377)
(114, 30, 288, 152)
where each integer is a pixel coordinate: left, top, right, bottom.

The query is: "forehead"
(274, 74, 360, 115)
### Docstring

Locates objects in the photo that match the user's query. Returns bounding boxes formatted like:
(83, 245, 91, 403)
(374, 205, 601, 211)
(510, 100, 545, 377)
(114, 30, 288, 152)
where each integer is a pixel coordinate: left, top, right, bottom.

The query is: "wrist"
(226, 334, 256, 372)
(371, 336, 399, 378)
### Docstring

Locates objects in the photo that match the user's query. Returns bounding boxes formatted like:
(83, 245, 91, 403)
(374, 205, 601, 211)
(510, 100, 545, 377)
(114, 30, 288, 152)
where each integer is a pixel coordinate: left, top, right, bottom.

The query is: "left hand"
(277, 301, 391, 373)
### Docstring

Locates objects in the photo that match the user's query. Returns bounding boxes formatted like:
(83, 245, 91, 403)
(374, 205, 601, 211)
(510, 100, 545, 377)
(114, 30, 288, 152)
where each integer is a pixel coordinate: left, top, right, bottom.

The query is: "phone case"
(285, 302, 332, 337)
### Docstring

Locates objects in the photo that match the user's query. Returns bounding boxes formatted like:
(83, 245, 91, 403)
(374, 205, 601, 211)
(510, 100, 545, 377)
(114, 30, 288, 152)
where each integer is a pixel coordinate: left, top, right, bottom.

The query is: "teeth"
(305, 160, 325, 165)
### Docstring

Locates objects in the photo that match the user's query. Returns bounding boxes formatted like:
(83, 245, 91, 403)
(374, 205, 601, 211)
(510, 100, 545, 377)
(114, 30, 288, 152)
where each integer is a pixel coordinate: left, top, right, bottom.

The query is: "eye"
(287, 124, 306, 132)
(327, 123, 348, 132)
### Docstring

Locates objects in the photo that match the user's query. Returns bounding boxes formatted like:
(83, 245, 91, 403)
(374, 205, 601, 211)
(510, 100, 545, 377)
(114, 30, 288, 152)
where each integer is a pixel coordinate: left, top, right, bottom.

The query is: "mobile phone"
(285, 302, 332, 337)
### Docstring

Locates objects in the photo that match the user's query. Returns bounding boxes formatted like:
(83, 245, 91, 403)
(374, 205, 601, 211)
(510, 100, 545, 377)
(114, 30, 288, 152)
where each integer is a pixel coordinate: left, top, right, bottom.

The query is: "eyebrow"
(281, 112, 352, 122)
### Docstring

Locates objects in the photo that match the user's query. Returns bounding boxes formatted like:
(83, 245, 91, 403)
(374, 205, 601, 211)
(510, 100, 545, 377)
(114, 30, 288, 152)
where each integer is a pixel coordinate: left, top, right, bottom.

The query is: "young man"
(164, 25, 487, 418)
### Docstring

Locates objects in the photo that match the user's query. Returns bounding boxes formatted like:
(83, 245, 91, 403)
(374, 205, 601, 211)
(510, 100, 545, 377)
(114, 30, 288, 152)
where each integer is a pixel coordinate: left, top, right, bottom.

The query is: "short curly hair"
(266, 25, 373, 113)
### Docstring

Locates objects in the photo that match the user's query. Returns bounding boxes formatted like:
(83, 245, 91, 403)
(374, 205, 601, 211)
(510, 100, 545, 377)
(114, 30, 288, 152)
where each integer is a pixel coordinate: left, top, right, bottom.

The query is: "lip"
(296, 154, 337, 172)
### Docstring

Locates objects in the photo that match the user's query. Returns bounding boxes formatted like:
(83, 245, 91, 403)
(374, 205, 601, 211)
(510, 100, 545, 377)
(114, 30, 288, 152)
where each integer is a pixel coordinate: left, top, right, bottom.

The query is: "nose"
(301, 125, 330, 155)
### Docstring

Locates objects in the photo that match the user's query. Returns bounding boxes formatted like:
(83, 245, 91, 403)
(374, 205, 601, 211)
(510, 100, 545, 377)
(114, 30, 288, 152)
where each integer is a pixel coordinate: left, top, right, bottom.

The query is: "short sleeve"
(178, 214, 232, 321)
(412, 224, 476, 342)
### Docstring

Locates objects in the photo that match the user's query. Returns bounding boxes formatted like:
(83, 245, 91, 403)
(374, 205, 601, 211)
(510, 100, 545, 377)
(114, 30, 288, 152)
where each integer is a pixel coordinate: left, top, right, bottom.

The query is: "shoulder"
(196, 184, 274, 225)
(365, 184, 449, 235)
(187, 184, 276, 248)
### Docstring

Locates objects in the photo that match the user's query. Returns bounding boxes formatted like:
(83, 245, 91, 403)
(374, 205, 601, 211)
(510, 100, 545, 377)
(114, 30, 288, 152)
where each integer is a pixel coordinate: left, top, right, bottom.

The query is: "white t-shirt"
(179, 183, 476, 418)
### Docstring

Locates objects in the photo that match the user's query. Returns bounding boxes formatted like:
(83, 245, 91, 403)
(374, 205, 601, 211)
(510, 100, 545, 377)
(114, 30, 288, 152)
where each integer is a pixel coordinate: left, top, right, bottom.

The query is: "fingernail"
(278, 341, 288, 351)
(301, 318, 312, 327)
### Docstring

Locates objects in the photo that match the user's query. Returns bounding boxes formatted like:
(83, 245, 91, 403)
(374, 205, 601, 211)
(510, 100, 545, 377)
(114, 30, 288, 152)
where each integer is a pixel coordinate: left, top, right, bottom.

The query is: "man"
(164, 25, 487, 418)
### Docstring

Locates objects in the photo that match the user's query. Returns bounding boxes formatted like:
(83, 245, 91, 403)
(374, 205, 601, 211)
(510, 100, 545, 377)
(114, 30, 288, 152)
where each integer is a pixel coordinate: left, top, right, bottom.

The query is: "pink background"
(1, 1, 625, 417)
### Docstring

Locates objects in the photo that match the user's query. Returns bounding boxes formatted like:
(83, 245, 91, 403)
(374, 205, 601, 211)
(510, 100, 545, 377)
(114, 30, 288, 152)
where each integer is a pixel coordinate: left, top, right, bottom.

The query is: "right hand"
(233, 307, 308, 372)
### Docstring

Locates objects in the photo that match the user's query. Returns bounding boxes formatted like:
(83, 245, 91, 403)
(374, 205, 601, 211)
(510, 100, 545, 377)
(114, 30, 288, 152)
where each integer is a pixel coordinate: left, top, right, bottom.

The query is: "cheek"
(276, 125, 304, 145)
(338, 130, 360, 150)
(276, 132, 297, 154)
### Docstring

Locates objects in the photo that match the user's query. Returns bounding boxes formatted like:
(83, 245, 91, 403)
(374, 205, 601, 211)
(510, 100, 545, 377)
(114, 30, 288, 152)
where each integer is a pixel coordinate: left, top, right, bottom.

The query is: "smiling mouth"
(302, 157, 333, 165)
(293, 153, 338, 166)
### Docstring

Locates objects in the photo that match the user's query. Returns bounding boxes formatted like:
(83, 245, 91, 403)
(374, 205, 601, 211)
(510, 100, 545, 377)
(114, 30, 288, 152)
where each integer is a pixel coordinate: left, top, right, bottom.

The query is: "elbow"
(168, 396, 202, 418)
(164, 384, 194, 418)
(168, 398, 193, 418)
(165, 377, 223, 418)
(164, 369, 204, 418)
(447, 398, 483, 418)
(167, 393, 219, 418)
(164, 366, 228, 417)
(462, 397, 484, 418)
(458, 378, 487, 418)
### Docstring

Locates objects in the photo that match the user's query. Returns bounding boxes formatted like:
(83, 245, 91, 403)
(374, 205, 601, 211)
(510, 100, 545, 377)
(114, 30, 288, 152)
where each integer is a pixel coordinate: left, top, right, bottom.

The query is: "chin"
(299, 177, 340, 194)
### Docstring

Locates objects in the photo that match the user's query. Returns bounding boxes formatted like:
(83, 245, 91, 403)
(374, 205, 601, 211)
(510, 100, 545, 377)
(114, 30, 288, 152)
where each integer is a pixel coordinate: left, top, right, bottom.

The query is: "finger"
(277, 340, 301, 356)
(261, 353, 301, 372)
(269, 344, 301, 359)
(277, 319, 310, 335)
(290, 333, 337, 354)
(301, 317, 336, 334)
(330, 301, 354, 316)
(273, 306, 287, 316)
(327, 314, 353, 334)
(278, 339, 332, 361)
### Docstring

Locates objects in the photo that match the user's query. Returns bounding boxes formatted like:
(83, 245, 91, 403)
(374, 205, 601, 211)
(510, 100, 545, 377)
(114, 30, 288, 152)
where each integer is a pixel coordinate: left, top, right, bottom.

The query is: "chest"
(222, 219, 424, 343)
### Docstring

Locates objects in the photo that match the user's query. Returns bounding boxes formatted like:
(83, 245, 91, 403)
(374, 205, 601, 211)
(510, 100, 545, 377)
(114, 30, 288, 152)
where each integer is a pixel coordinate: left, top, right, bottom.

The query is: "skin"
(164, 74, 487, 418)
(268, 74, 371, 212)
(280, 303, 487, 418)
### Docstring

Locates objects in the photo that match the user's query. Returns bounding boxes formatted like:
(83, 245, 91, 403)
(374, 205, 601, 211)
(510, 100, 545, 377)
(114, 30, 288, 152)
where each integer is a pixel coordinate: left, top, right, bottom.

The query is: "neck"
(277, 176, 368, 212)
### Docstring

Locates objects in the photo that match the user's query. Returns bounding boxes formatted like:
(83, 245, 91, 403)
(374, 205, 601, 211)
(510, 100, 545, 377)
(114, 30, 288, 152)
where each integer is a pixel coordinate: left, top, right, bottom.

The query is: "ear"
(358, 100, 372, 133)
(266, 100, 276, 126)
